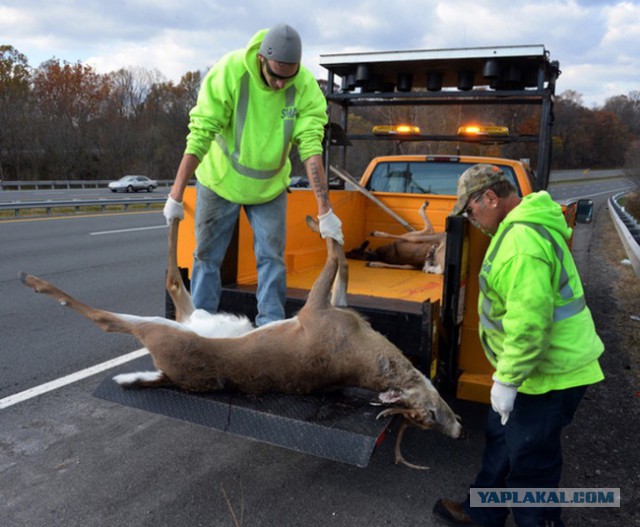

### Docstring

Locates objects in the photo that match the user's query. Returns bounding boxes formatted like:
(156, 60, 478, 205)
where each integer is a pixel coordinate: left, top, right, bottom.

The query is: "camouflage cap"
(451, 164, 509, 216)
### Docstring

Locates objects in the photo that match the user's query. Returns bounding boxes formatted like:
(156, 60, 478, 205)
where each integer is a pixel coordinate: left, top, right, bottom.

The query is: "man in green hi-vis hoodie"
(433, 164, 604, 527)
(163, 23, 343, 326)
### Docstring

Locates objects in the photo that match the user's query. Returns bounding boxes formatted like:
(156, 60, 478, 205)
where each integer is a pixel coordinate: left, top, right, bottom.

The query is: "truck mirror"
(576, 199, 594, 224)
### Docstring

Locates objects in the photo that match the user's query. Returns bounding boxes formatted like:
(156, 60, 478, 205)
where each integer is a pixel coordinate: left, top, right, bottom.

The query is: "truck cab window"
(368, 162, 521, 196)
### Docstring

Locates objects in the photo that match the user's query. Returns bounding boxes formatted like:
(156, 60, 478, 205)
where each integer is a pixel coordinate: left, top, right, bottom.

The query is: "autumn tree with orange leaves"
(0, 44, 637, 183)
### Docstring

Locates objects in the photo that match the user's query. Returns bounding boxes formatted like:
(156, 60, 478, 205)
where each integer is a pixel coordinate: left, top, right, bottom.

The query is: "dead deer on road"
(20, 217, 462, 469)
(347, 200, 446, 274)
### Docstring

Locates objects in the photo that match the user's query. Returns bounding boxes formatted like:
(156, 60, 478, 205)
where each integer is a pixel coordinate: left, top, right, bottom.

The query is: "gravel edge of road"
(561, 200, 640, 526)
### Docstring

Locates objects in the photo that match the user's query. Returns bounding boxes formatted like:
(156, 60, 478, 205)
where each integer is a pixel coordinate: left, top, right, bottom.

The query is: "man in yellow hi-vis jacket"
(433, 165, 604, 527)
(163, 24, 343, 326)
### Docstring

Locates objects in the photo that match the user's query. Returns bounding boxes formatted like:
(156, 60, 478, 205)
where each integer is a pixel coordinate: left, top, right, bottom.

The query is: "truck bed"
(287, 258, 443, 305)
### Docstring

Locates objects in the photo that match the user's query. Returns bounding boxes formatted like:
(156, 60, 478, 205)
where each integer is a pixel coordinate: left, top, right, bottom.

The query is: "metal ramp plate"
(93, 354, 392, 467)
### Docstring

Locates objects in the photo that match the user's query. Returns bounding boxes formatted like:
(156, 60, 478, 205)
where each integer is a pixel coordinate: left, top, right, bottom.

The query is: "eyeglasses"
(463, 191, 486, 218)
(261, 56, 299, 81)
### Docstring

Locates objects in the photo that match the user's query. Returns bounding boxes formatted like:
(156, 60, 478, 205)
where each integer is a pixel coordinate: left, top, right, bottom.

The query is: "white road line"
(0, 348, 149, 410)
(90, 225, 167, 236)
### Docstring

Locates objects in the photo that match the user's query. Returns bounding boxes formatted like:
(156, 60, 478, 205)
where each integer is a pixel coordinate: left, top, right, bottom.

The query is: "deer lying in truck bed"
(20, 217, 462, 469)
(347, 200, 446, 274)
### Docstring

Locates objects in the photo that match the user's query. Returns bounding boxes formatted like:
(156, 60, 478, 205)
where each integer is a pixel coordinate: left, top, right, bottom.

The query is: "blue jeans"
(191, 183, 287, 326)
(464, 385, 588, 527)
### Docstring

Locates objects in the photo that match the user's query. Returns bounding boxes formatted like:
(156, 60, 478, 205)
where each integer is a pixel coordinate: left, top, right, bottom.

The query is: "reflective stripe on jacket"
(185, 29, 327, 205)
(478, 192, 604, 394)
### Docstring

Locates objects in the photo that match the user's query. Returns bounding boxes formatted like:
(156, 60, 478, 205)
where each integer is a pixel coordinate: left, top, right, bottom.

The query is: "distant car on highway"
(108, 175, 157, 193)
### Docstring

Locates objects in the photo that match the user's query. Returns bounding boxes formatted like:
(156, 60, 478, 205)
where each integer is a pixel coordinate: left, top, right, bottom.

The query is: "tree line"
(0, 45, 199, 182)
(1, 44, 639, 183)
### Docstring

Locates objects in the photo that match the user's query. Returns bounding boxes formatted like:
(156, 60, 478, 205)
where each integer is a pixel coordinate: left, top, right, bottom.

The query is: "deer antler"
(376, 408, 431, 470)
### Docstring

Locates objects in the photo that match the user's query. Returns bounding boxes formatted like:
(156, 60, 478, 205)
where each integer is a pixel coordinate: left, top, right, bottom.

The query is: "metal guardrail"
(0, 197, 166, 218)
(0, 179, 173, 190)
(0, 169, 624, 192)
(609, 192, 640, 278)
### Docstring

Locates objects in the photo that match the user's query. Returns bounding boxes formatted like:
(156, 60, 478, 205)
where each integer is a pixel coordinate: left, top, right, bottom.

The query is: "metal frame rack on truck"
(95, 45, 590, 466)
(322, 44, 559, 189)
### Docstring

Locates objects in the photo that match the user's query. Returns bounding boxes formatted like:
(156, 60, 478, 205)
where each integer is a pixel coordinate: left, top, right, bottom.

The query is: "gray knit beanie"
(259, 23, 302, 63)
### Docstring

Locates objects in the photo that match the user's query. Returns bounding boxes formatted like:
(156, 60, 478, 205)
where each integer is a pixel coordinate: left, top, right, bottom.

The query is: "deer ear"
(378, 389, 404, 404)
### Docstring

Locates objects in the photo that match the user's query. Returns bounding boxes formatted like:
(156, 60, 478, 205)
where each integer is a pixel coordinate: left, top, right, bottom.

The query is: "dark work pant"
(464, 385, 588, 527)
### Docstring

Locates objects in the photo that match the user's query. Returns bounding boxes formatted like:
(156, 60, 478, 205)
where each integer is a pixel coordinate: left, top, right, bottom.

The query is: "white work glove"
(490, 375, 518, 425)
(318, 209, 344, 246)
(163, 196, 184, 225)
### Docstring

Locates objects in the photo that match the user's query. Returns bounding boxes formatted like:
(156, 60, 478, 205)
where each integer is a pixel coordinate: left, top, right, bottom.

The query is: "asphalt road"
(0, 186, 170, 204)
(0, 213, 168, 398)
(0, 175, 634, 527)
(0, 169, 631, 206)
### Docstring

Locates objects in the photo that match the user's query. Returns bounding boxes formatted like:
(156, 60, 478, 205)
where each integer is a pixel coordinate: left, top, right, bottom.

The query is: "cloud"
(0, 0, 637, 106)
(564, 1, 640, 104)
(602, 1, 640, 53)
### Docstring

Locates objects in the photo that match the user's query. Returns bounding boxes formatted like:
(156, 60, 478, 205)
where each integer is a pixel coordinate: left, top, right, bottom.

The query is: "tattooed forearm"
(307, 156, 330, 211)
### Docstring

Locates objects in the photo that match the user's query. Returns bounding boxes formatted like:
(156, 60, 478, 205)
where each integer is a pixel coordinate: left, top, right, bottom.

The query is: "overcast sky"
(1, 0, 638, 107)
